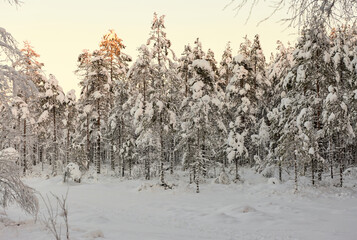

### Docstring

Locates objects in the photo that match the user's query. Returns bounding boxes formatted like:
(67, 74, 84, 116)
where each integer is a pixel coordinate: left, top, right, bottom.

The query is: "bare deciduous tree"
(225, 0, 357, 26)
(6, 0, 21, 5)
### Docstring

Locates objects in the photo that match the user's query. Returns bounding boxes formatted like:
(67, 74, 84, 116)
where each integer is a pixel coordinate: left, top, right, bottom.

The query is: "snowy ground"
(1, 168, 357, 240)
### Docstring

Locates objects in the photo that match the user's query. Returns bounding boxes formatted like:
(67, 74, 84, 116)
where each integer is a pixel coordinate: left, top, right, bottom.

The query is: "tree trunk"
(318, 159, 323, 181)
(121, 150, 125, 178)
(170, 137, 174, 174)
(329, 137, 334, 179)
(111, 136, 115, 171)
(339, 163, 343, 187)
(87, 114, 91, 163)
(311, 157, 315, 185)
(129, 156, 132, 178)
(340, 147, 344, 187)
(53, 106, 58, 175)
(66, 128, 70, 166)
(194, 165, 199, 193)
(294, 153, 298, 192)
(160, 162, 165, 184)
(96, 100, 101, 174)
(235, 157, 239, 181)
(32, 143, 37, 166)
(23, 119, 27, 174)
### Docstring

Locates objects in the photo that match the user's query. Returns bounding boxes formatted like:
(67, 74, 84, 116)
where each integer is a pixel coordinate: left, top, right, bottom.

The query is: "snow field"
(1, 168, 357, 240)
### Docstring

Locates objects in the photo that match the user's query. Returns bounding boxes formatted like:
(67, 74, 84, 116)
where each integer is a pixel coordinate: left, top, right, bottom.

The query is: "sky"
(1, 0, 297, 96)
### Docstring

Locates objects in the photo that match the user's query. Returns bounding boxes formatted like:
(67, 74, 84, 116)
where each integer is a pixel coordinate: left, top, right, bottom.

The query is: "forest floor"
(1, 166, 357, 240)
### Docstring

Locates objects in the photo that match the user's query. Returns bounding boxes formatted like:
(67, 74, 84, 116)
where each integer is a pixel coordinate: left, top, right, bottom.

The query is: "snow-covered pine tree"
(147, 13, 178, 181)
(89, 50, 110, 174)
(128, 44, 154, 179)
(226, 53, 250, 181)
(129, 13, 178, 181)
(248, 35, 270, 166)
(323, 26, 355, 186)
(100, 29, 131, 172)
(218, 42, 233, 91)
(282, 21, 330, 185)
(63, 89, 77, 166)
(9, 96, 34, 173)
(178, 44, 194, 98)
(40, 74, 66, 175)
(263, 41, 294, 175)
(76, 49, 94, 163)
(180, 38, 223, 191)
(226, 35, 264, 179)
(14, 41, 46, 170)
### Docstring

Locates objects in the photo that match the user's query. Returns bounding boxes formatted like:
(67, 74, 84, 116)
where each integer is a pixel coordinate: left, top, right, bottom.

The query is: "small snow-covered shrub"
(131, 165, 142, 179)
(214, 171, 231, 185)
(343, 167, 357, 177)
(0, 148, 38, 216)
(262, 166, 275, 178)
(64, 163, 81, 183)
(84, 167, 98, 181)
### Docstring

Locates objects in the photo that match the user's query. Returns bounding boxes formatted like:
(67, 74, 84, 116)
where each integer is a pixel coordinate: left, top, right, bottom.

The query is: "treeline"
(1, 14, 357, 190)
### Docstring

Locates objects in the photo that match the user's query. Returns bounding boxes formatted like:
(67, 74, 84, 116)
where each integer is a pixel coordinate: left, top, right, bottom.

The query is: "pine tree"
(323, 26, 355, 186)
(64, 90, 77, 166)
(10, 41, 45, 173)
(40, 74, 66, 175)
(180, 39, 223, 190)
(263, 41, 294, 175)
(76, 49, 93, 163)
(100, 29, 131, 172)
(218, 42, 233, 91)
(282, 21, 330, 185)
(130, 13, 178, 181)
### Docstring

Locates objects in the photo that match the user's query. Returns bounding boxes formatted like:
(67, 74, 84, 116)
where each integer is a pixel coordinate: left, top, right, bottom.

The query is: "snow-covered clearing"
(1, 169, 357, 240)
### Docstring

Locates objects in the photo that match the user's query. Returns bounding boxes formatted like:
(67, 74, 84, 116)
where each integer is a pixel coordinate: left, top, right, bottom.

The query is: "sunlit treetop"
(21, 41, 44, 70)
(100, 29, 125, 60)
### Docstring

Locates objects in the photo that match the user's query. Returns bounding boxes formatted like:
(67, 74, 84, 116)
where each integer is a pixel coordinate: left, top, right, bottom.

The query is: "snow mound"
(137, 182, 175, 191)
(64, 163, 81, 183)
(241, 205, 257, 213)
(84, 229, 104, 239)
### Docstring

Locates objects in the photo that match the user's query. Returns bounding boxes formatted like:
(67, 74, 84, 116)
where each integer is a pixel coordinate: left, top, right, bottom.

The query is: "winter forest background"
(1, 0, 357, 239)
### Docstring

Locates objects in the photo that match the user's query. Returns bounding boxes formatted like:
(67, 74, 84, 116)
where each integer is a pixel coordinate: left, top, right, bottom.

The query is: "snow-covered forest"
(1, 0, 357, 239)
(2, 13, 357, 189)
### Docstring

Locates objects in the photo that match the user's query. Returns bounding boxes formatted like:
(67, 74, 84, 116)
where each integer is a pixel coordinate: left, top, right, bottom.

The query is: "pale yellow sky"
(1, 0, 297, 96)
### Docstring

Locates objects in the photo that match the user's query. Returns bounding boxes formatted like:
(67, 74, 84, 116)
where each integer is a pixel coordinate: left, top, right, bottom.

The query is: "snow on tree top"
(93, 91, 102, 99)
(192, 59, 212, 72)
(233, 54, 245, 63)
(83, 105, 92, 114)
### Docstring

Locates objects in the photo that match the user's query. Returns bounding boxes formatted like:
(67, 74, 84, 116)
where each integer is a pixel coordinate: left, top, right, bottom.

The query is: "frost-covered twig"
(40, 190, 70, 240)
(40, 194, 61, 240)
